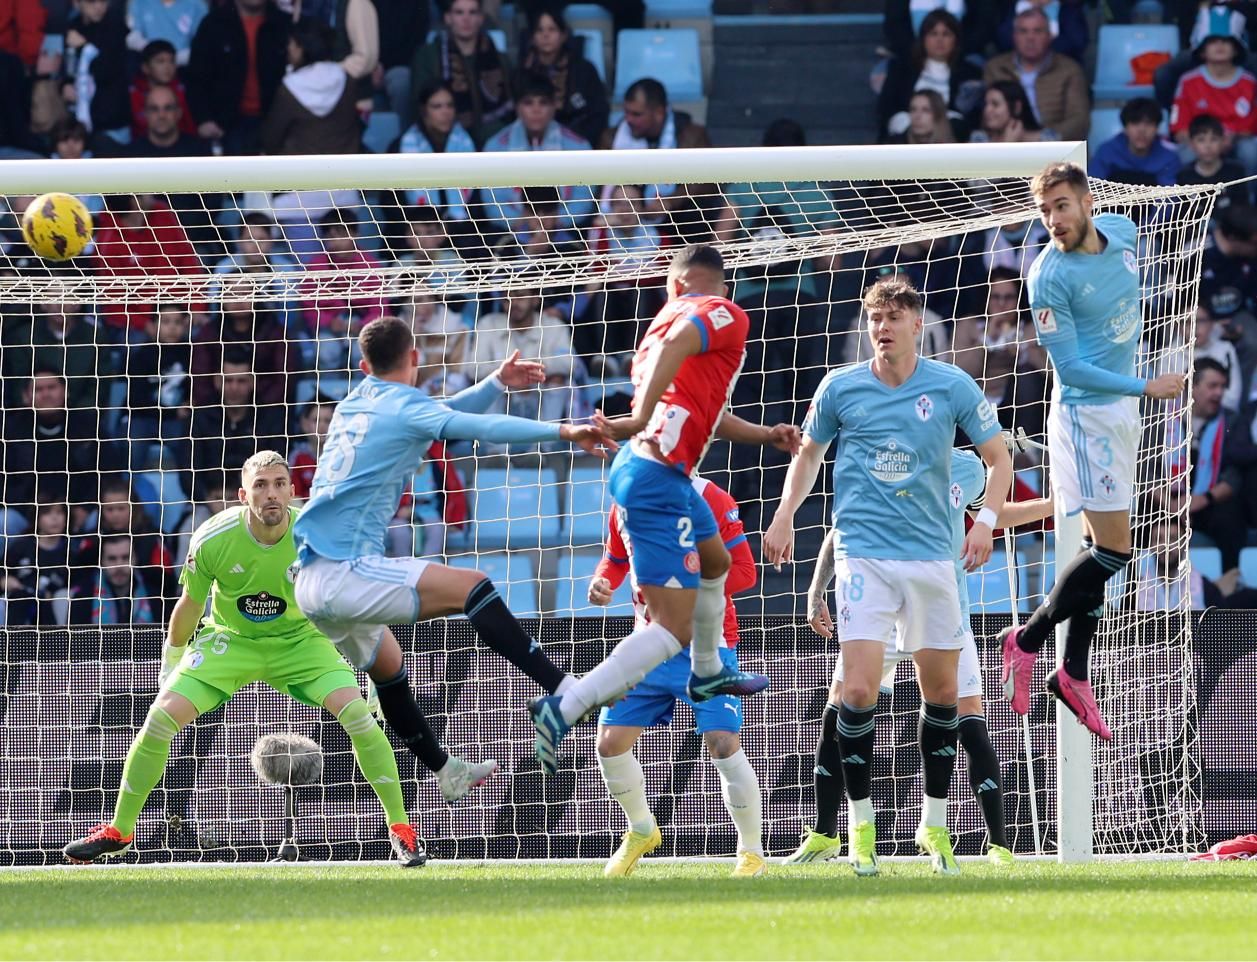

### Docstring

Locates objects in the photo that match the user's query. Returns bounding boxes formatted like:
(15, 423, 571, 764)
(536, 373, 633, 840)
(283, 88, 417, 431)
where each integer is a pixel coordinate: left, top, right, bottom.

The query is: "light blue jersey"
(803, 358, 1000, 562)
(294, 375, 560, 562)
(948, 449, 988, 622)
(1027, 212, 1147, 406)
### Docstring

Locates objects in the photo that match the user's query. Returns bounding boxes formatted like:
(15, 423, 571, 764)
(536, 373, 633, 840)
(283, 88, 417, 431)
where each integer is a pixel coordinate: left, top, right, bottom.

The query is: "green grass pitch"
(3, 860, 1254, 960)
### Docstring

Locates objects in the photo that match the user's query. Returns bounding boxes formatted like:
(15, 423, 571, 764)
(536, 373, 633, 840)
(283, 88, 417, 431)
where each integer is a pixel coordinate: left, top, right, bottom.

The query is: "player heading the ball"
(764, 276, 1013, 876)
(1000, 162, 1187, 741)
(292, 317, 612, 793)
(529, 244, 800, 775)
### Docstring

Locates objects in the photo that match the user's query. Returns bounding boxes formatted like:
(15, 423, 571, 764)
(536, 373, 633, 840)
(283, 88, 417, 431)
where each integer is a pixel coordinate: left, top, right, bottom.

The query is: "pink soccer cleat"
(1046, 668, 1113, 742)
(999, 624, 1038, 716)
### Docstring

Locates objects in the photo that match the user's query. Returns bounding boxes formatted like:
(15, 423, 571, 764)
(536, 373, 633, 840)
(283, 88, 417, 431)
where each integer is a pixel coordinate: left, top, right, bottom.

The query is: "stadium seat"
(567, 467, 612, 548)
(575, 27, 607, 82)
(471, 466, 561, 549)
(1241, 548, 1257, 588)
(488, 28, 508, 52)
(553, 550, 636, 617)
(1190, 546, 1223, 582)
(1093, 24, 1179, 102)
(362, 111, 400, 154)
(614, 28, 703, 102)
(447, 551, 539, 616)
(135, 470, 189, 536)
(645, 0, 713, 18)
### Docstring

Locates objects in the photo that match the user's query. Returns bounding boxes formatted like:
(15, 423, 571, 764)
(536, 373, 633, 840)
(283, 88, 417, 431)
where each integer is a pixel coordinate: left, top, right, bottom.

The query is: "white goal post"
(0, 141, 1210, 865)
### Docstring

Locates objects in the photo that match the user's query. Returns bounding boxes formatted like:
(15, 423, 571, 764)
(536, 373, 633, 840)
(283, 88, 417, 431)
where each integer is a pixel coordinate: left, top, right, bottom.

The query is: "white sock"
(690, 574, 727, 677)
(922, 795, 948, 829)
(848, 797, 875, 831)
(558, 623, 682, 724)
(598, 750, 655, 836)
(554, 674, 576, 696)
(711, 749, 763, 856)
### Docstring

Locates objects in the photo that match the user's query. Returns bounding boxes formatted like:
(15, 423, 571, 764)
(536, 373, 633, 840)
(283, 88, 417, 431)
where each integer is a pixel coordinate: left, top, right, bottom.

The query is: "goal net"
(0, 144, 1210, 865)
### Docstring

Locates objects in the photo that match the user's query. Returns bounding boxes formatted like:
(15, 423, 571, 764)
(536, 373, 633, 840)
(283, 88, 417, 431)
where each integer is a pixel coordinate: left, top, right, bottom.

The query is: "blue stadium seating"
(447, 552, 539, 616)
(1240, 547, 1257, 588)
(488, 28, 508, 53)
(553, 551, 636, 617)
(567, 467, 612, 548)
(471, 467, 561, 548)
(362, 111, 400, 154)
(645, 0, 713, 21)
(1190, 545, 1224, 582)
(135, 470, 189, 536)
(614, 28, 703, 101)
(564, 3, 612, 27)
(1093, 24, 1179, 102)
(575, 27, 607, 82)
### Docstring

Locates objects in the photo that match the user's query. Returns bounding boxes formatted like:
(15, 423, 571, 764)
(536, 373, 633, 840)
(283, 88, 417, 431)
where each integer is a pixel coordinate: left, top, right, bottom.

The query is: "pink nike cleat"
(999, 624, 1038, 716)
(1046, 668, 1112, 741)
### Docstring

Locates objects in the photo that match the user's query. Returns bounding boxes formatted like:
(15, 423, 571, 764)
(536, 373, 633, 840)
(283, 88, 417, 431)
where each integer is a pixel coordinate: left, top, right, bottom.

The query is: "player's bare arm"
(763, 433, 830, 568)
(715, 412, 802, 454)
(1144, 372, 1188, 399)
(807, 528, 838, 638)
(961, 433, 1013, 572)
(989, 497, 1055, 529)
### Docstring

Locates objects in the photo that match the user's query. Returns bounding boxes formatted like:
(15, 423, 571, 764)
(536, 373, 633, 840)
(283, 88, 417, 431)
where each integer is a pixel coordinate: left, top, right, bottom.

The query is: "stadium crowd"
(3, 0, 1257, 624)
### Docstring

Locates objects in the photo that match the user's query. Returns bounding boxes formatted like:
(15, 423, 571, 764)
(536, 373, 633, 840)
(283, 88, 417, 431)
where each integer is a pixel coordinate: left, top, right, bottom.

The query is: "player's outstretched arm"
(962, 433, 1014, 572)
(595, 321, 703, 440)
(441, 410, 616, 458)
(993, 497, 1055, 529)
(807, 528, 838, 638)
(159, 589, 204, 686)
(442, 351, 546, 414)
(763, 434, 829, 568)
(715, 412, 802, 454)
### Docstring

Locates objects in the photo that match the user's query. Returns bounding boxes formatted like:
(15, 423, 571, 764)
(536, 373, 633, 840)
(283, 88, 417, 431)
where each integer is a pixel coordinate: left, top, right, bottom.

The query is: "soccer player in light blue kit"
(764, 276, 1013, 876)
(1000, 162, 1185, 742)
(292, 316, 612, 801)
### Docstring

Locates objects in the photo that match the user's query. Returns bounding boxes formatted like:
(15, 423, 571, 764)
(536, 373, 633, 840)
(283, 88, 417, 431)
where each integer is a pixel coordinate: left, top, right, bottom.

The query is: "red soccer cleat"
(1000, 624, 1038, 716)
(1046, 668, 1113, 741)
(388, 823, 427, 868)
(63, 823, 134, 864)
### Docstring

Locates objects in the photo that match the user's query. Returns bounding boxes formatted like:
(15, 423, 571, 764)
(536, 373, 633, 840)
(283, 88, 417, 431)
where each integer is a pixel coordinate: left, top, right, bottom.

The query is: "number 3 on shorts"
(677, 517, 694, 547)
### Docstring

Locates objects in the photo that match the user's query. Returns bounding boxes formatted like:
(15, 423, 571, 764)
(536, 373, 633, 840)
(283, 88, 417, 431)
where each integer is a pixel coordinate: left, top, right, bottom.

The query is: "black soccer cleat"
(388, 823, 427, 868)
(63, 823, 134, 864)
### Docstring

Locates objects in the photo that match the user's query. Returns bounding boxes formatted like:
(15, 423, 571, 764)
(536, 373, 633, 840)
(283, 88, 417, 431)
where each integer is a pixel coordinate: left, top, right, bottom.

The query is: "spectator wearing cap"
(982, 5, 1089, 141)
(877, 9, 983, 141)
(483, 73, 594, 231)
(516, 6, 609, 147)
(1177, 113, 1251, 209)
(129, 39, 196, 139)
(1170, 7, 1257, 173)
(260, 19, 361, 155)
(1088, 97, 1180, 186)
(125, 0, 207, 66)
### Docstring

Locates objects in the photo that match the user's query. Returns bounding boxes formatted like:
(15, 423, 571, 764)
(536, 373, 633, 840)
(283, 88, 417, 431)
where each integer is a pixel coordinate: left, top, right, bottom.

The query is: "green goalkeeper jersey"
(179, 505, 309, 638)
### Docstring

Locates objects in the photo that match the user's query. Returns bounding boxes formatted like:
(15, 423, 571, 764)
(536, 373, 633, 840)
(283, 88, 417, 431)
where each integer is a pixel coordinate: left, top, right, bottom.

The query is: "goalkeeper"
(64, 452, 430, 867)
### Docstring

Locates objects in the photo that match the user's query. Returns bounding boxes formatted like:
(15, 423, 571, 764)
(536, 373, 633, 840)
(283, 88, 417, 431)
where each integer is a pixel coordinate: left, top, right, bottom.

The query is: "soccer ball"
(21, 192, 93, 261)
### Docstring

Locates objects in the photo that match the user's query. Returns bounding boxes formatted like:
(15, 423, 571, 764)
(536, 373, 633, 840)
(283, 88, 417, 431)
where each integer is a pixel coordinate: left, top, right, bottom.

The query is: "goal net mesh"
(0, 165, 1210, 864)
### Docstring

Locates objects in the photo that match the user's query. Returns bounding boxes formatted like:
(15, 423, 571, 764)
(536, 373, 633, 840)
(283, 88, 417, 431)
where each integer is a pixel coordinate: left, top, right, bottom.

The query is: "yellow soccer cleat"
(603, 825, 662, 877)
(987, 844, 1015, 866)
(915, 824, 961, 876)
(784, 828, 843, 864)
(732, 850, 767, 877)
(848, 820, 879, 877)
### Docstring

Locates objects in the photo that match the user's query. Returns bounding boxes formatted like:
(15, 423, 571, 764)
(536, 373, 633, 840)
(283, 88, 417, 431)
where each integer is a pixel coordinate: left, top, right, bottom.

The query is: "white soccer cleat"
(438, 756, 498, 804)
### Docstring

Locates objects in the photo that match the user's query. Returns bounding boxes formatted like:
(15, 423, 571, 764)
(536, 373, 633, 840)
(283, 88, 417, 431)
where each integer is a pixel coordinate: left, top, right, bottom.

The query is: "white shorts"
(832, 557, 965, 653)
(1048, 397, 1140, 515)
(293, 555, 431, 670)
(832, 630, 983, 699)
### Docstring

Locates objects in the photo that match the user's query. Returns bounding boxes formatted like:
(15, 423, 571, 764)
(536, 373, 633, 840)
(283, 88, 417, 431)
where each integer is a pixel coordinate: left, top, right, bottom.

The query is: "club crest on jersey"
(915, 394, 934, 421)
(1034, 307, 1057, 334)
(1122, 249, 1138, 274)
(238, 591, 287, 622)
(867, 438, 920, 484)
(950, 482, 963, 509)
(684, 551, 700, 574)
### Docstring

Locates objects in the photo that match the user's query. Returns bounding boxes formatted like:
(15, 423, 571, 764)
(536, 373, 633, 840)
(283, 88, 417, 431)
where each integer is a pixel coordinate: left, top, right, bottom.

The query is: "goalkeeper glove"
(158, 642, 186, 688)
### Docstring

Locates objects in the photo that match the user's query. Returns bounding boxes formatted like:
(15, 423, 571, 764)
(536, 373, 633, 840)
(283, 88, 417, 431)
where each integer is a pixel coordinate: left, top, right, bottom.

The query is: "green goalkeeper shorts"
(166, 622, 360, 714)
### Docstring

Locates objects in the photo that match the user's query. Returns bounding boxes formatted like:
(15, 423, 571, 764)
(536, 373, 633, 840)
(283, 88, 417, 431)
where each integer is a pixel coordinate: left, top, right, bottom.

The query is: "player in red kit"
(593, 476, 766, 878)
(529, 244, 799, 775)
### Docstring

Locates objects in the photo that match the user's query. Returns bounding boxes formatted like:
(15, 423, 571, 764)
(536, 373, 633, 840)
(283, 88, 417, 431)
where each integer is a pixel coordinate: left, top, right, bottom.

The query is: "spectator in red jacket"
(130, 40, 196, 139)
(0, 0, 46, 69)
(90, 194, 204, 331)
